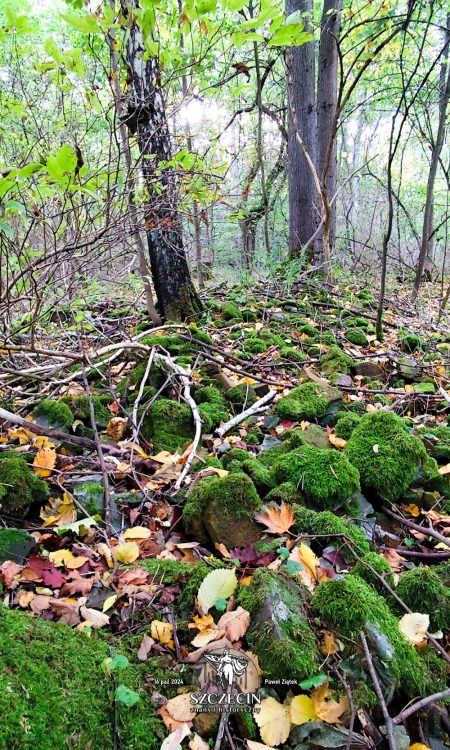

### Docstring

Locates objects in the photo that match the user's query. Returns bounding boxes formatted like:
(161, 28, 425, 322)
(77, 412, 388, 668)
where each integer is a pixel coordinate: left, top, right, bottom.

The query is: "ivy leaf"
(115, 684, 140, 707)
(197, 568, 237, 612)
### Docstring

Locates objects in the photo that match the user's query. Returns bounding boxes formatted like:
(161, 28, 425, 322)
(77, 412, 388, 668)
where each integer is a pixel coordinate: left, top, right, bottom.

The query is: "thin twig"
(360, 631, 397, 750)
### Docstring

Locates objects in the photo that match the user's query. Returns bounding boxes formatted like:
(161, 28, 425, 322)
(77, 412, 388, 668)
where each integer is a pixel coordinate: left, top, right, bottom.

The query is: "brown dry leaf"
(117, 439, 148, 458)
(137, 634, 155, 661)
(33, 446, 57, 477)
(0, 560, 23, 588)
(165, 693, 195, 723)
(17, 590, 35, 608)
(320, 630, 337, 656)
(247, 742, 276, 750)
(254, 502, 295, 534)
(40, 492, 77, 527)
(29, 594, 53, 614)
(157, 705, 192, 732)
(216, 607, 251, 642)
(254, 697, 291, 746)
(383, 548, 405, 573)
(311, 681, 349, 724)
(151, 619, 174, 649)
(198, 466, 229, 479)
(106, 417, 128, 441)
(438, 463, 450, 475)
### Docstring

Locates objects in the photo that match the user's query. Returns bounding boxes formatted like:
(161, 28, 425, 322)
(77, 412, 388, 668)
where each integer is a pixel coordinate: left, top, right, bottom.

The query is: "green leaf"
(285, 560, 303, 574)
(269, 27, 313, 47)
(197, 568, 237, 612)
(46, 144, 77, 183)
(115, 684, 140, 707)
(60, 11, 99, 34)
(102, 654, 129, 673)
(299, 673, 328, 690)
(232, 31, 264, 47)
(0, 220, 13, 238)
(214, 598, 228, 611)
(56, 516, 98, 536)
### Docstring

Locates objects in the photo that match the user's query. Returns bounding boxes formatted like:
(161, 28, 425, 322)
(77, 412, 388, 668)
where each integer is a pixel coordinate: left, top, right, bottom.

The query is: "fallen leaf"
(151, 619, 174, 649)
(113, 542, 140, 564)
(137, 634, 155, 661)
(290, 694, 317, 725)
(399, 612, 429, 645)
(188, 614, 215, 632)
(165, 693, 194, 723)
(254, 697, 291, 746)
(312, 681, 349, 723)
(123, 526, 152, 540)
(403, 503, 420, 517)
(189, 734, 210, 750)
(254, 502, 295, 535)
(328, 434, 347, 449)
(49, 550, 89, 569)
(319, 630, 337, 656)
(216, 607, 250, 641)
(197, 568, 238, 613)
(33, 446, 56, 477)
(247, 742, 276, 750)
(80, 606, 110, 628)
(106, 417, 128, 441)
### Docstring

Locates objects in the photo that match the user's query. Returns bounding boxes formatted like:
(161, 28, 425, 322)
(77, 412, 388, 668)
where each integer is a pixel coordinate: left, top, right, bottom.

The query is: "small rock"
(355, 361, 384, 378)
(0, 528, 36, 564)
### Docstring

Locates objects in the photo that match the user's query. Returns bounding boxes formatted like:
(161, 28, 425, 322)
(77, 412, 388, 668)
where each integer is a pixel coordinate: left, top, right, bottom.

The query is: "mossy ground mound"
(395, 566, 450, 631)
(0, 457, 48, 518)
(275, 382, 341, 421)
(141, 398, 193, 452)
(0, 607, 166, 750)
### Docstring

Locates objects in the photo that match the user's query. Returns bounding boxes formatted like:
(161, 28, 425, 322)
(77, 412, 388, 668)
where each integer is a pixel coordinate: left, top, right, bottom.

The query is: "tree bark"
(316, 0, 343, 259)
(121, 0, 202, 321)
(286, 0, 317, 257)
(412, 13, 450, 303)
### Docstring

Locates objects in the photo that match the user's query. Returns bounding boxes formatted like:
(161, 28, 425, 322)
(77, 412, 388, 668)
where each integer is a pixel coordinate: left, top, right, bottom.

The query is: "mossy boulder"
(351, 552, 395, 596)
(63, 395, 111, 429)
(398, 329, 422, 353)
(0, 457, 48, 518)
(395, 567, 450, 631)
(312, 574, 423, 697)
(345, 411, 428, 502)
(33, 399, 74, 431)
(320, 346, 353, 375)
(418, 425, 450, 463)
(281, 424, 329, 451)
(0, 607, 167, 750)
(141, 398, 193, 453)
(194, 386, 225, 406)
(198, 402, 228, 432)
(334, 413, 361, 440)
(345, 328, 368, 347)
(0, 528, 36, 563)
(237, 569, 319, 680)
(293, 507, 370, 562)
(221, 302, 242, 321)
(222, 449, 273, 492)
(183, 474, 263, 548)
(225, 384, 257, 408)
(275, 382, 342, 422)
(272, 445, 360, 510)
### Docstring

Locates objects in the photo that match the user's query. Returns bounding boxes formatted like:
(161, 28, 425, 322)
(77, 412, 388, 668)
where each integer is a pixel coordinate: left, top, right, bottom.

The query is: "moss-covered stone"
(0, 606, 166, 750)
(222, 448, 273, 492)
(351, 552, 395, 596)
(63, 395, 111, 429)
(293, 507, 371, 562)
(198, 402, 228, 432)
(222, 302, 243, 321)
(275, 382, 341, 422)
(265, 482, 301, 504)
(335, 413, 361, 440)
(281, 424, 329, 451)
(225, 384, 257, 408)
(345, 328, 368, 347)
(345, 411, 428, 502)
(141, 398, 193, 453)
(194, 386, 225, 406)
(279, 346, 307, 362)
(0, 528, 36, 563)
(237, 569, 319, 681)
(0, 457, 48, 518)
(272, 445, 360, 509)
(395, 566, 450, 631)
(299, 324, 318, 338)
(33, 399, 74, 431)
(398, 329, 422, 353)
(312, 574, 423, 696)
(320, 346, 353, 375)
(418, 425, 450, 462)
(183, 474, 263, 548)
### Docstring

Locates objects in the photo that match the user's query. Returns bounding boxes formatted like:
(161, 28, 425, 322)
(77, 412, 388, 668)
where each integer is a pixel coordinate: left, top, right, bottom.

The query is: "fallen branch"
(360, 631, 397, 750)
(215, 389, 277, 437)
(382, 506, 450, 550)
(392, 688, 450, 725)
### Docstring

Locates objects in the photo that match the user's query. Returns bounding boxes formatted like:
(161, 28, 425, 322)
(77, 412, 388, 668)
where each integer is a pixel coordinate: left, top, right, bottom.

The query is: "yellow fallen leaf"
(102, 594, 118, 612)
(247, 742, 276, 750)
(188, 614, 215, 632)
(438, 463, 450, 475)
(113, 542, 140, 564)
(290, 694, 317, 725)
(8, 426, 35, 444)
(254, 697, 291, 746)
(106, 417, 128, 441)
(198, 466, 229, 478)
(33, 446, 57, 477)
(403, 503, 420, 517)
(320, 630, 337, 656)
(97, 542, 113, 568)
(123, 527, 151, 540)
(409, 744, 432, 750)
(399, 612, 429, 645)
(151, 619, 174, 649)
(311, 681, 349, 723)
(49, 549, 89, 569)
(328, 434, 347, 449)
(435, 541, 450, 550)
(33, 435, 56, 450)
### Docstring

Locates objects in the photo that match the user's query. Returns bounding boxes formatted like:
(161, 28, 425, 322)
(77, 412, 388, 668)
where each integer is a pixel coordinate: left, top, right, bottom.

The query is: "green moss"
(141, 398, 193, 452)
(194, 386, 225, 405)
(64, 395, 111, 429)
(299, 324, 318, 338)
(413, 382, 435, 394)
(352, 552, 394, 595)
(222, 302, 242, 321)
(198, 402, 228, 432)
(418, 425, 450, 462)
(0, 607, 165, 750)
(312, 574, 423, 695)
(140, 333, 189, 355)
(265, 482, 301, 504)
(276, 382, 339, 421)
(138, 558, 198, 584)
(33, 399, 74, 430)
(225, 385, 257, 407)
(293, 507, 371, 561)
(352, 681, 377, 710)
(345, 317, 370, 330)
(188, 327, 213, 345)
(245, 426, 264, 445)
(74, 482, 104, 517)
(335, 413, 361, 440)
(237, 569, 319, 680)
(272, 445, 360, 509)
(243, 339, 267, 354)
(0, 457, 48, 518)
(223, 449, 273, 492)
(320, 346, 353, 375)
(395, 567, 450, 631)
(345, 411, 428, 502)
(346, 328, 368, 346)
(279, 346, 307, 362)
(398, 329, 422, 353)
(242, 309, 257, 322)
(191, 456, 224, 473)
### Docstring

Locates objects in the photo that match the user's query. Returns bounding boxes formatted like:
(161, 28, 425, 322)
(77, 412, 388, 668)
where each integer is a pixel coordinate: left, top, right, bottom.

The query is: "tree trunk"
(412, 13, 450, 303)
(121, 0, 201, 320)
(106, 9, 161, 326)
(286, 0, 316, 258)
(316, 0, 343, 258)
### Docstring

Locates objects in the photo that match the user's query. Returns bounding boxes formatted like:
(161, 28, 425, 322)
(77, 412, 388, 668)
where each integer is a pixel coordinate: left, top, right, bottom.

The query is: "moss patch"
(395, 566, 450, 631)
(0, 457, 48, 518)
(141, 398, 193, 452)
(33, 399, 74, 431)
(275, 382, 341, 422)
(293, 507, 370, 562)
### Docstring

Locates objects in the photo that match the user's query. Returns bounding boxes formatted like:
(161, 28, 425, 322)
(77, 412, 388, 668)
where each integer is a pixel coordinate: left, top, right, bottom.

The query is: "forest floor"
(1, 276, 450, 750)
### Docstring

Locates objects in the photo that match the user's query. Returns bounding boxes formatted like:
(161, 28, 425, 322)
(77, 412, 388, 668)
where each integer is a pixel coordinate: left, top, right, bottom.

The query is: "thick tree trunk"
(412, 13, 450, 302)
(286, 0, 317, 258)
(316, 0, 343, 258)
(121, 0, 201, 320)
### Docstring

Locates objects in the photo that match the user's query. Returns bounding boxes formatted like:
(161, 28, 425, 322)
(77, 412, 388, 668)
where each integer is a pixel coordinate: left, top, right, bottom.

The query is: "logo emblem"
(190, 647, 261, 714)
